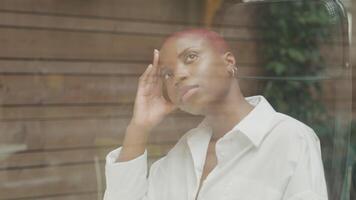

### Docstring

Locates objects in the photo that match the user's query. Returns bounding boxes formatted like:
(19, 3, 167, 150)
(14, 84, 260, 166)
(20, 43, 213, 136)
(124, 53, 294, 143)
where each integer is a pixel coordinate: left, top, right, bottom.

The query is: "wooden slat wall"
(0, 1, 351, 200)
(0, 1, 203, 199)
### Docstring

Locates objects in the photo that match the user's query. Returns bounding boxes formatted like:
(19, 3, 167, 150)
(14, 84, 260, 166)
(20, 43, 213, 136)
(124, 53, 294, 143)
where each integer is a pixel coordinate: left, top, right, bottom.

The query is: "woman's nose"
(174, 64, 190, 87)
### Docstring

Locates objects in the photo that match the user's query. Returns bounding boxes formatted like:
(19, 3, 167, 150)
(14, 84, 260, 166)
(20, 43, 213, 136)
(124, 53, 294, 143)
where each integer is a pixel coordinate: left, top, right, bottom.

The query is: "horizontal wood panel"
(213, 2, 259, 27)
(36, 192, 101, 200)
(0, 104, 134, 121)
(0, 104, 193, 121)
(0, 10, 342, 45)
(0, 116, 203, 151)
(0, 156, 162, 200)
(0, 27, 260, 64)
(0, 0, 202, 25)
(0, 11, 258, 41)
(0, 75, 138, 105)
(0, 27, 161, 62)
(0, 60, 145, 76)
(0, 144, 172, 170)
(0, 163, 101, 199)
(0, 147, 109, 170)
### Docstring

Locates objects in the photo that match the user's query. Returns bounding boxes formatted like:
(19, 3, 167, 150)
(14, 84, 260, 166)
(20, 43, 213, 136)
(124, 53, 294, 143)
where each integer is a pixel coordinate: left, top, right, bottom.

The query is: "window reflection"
(0, 0, 353, 200)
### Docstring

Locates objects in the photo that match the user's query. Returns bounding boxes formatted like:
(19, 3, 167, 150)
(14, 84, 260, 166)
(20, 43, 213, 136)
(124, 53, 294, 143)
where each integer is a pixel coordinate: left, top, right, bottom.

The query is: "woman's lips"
(179, 85, 199, 102)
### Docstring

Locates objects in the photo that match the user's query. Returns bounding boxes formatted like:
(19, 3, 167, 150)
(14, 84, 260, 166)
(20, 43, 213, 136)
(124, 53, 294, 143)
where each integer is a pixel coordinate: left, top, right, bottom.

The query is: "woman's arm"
(118, 49, 177, 162)
(103, 49, 177, 200)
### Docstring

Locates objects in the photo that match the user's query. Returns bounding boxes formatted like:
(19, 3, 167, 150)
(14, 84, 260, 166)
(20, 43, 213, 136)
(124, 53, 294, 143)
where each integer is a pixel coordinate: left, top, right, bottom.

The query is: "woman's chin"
(176, 90, 210, 115)
(179, 100, 205, 115)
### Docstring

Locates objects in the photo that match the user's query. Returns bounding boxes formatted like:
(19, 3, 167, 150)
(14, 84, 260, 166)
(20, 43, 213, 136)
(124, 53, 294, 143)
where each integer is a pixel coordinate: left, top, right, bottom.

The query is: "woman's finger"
(140, 49, 159, 85)
(153, 49, 159, 67)
(140, 64, 153, 83)
(146, 64, 155, 84)
(152, 49, 161, 82)
(148, 49, 160, 83)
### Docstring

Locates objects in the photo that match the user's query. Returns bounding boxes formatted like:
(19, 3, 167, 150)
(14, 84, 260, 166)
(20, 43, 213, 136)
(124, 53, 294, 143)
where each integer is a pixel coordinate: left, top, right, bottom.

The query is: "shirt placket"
(199, 134, 254, 200)
(187, 131, 212, 200)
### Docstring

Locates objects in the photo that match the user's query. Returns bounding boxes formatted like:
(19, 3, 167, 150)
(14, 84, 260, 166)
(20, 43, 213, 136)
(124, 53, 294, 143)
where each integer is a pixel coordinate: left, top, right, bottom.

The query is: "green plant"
(259, 0, 333, 130)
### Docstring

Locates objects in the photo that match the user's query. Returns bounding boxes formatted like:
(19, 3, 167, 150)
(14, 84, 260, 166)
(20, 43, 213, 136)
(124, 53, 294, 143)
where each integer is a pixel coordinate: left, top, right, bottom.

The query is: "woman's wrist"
(127, 120, 154, 134)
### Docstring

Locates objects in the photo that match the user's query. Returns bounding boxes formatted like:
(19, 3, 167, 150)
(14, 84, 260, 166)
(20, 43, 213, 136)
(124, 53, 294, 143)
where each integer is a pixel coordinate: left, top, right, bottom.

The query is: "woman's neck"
(204, 82, 254, 141)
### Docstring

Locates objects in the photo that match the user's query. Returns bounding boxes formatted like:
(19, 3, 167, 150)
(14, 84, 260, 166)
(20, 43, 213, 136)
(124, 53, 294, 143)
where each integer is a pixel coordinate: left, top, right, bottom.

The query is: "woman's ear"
(223, 52, 238, 78)
(223, 52, 236, 67)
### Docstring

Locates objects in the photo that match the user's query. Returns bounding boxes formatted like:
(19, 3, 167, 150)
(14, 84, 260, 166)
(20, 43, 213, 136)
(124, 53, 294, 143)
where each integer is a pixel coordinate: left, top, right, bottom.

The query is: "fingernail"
(154, 49, 159, 54)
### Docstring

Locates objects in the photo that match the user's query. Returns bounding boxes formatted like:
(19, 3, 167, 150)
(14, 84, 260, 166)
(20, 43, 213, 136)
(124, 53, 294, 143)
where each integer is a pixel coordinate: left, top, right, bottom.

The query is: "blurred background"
(0, 0, 354, 199)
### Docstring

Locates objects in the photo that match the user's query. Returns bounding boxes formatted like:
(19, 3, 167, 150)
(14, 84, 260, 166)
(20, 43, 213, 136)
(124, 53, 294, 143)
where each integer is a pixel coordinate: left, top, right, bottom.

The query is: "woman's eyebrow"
(177, 47, 199, 59)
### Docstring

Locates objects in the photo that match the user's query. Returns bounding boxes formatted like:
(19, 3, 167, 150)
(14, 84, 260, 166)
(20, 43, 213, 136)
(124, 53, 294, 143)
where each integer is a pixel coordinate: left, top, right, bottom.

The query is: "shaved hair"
(162, 28, 230, 54)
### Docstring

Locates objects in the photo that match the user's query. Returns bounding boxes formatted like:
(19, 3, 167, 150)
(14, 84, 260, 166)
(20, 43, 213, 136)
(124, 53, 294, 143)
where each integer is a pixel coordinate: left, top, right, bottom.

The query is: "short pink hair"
(162, 28, 230, 54)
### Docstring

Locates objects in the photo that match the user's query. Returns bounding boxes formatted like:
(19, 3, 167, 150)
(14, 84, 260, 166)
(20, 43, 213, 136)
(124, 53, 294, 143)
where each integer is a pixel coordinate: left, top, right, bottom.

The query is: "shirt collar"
(230, 95, 277, 147)
(188, 95, 277, 148)
(186, 95, 278, 172)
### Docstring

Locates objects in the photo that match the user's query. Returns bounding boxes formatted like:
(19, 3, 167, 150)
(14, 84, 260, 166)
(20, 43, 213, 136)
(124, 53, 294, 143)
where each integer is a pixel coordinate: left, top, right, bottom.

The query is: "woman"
(104, 28, 328, 200)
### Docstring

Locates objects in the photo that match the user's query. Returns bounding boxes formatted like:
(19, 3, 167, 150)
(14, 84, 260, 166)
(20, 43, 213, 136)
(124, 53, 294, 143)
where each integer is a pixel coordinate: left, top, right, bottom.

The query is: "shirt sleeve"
(103, 144, 166, 200)
(104, 147, 148, 200)
(282, 128, 329, 200)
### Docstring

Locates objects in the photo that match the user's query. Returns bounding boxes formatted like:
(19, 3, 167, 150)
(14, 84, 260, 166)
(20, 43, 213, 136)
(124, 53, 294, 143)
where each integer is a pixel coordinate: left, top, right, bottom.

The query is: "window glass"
(0, 0, 353, 200)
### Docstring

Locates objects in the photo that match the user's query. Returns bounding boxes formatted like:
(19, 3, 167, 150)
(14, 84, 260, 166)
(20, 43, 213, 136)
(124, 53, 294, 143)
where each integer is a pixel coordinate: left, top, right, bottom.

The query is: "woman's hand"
(130, 49, 177, 132)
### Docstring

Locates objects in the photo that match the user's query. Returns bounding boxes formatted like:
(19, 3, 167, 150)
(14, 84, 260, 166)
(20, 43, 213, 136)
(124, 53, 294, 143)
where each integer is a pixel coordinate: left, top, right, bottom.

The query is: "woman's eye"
(186, 53, 198, 62)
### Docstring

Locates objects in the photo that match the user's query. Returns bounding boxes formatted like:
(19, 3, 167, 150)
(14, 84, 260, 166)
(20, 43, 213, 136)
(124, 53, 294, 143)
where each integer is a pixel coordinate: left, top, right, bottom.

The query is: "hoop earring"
(231, 65, 238, 77)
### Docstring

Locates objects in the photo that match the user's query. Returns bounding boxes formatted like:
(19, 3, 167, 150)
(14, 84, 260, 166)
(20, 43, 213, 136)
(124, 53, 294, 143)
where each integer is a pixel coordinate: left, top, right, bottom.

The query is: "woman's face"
(159, 34, 233, 115)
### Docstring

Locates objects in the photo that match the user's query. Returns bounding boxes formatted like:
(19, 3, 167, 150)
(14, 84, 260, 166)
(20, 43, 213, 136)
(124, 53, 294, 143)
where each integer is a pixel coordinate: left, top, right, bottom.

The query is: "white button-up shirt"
(104, 95, 328, 200)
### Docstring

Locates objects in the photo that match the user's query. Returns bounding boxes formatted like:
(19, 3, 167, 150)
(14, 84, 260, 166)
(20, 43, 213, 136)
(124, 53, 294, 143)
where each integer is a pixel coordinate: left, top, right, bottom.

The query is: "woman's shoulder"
(273, 112, 320, 142)
(268, 112, 322, 160)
